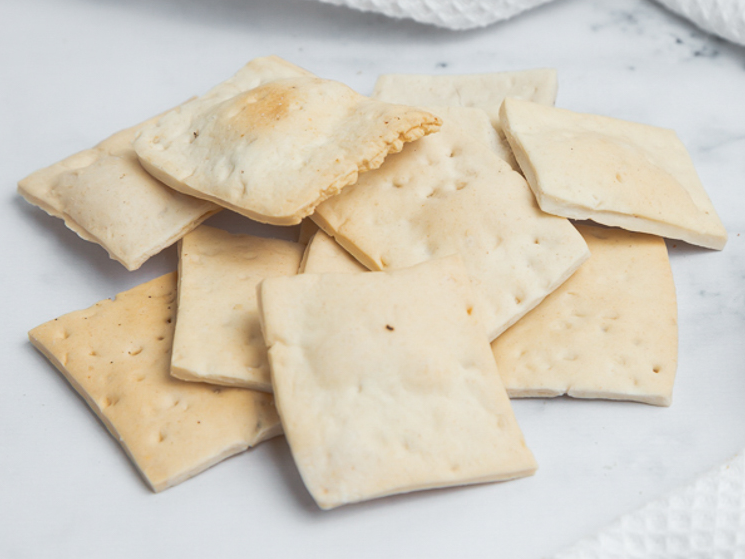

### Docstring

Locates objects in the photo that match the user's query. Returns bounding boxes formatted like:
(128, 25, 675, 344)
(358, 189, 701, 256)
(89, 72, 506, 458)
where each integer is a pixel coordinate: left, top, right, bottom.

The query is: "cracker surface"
(18, 116, 219, 270)
(313, 107, 589, 340)
(492, 225, 678, 406)
(259, 256, 537, 509)
(373, 69, 557, 168)
(500, 98, 727, 250)
(299, 230, 367, 274)
(134, 57, 442, 225)
(29, 273, 281, 492)
(172, 226, 304, 390)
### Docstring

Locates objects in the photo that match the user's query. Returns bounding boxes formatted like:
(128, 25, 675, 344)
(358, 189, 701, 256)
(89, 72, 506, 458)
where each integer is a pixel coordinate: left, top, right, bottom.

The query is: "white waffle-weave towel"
(312, 0, 745, 46)
(553, 450, 745, 559)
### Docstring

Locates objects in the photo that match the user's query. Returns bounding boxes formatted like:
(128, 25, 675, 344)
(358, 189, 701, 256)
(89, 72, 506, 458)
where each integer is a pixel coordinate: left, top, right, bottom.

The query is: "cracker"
(134, 57, 442, 226)
(313, 107, 589, 341)
(258, 256, 537, 510)
(18, 115, 219, 271)
(28, 273, 281, 492)
(373, 69, 557, 168)
(299, 230, 367, 274)
(171, 226, 304, 391)
(500, 98, 727, 250)
(492, 225, 678, 406)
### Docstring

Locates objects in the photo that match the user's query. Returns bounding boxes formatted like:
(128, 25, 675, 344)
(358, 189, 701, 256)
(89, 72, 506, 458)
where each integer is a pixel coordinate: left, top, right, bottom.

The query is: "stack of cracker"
(21, 56, 726, 509)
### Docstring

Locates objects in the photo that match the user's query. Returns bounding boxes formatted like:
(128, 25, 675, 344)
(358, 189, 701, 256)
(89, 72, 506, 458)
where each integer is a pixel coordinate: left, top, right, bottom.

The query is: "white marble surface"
(1, 0, 744, 557)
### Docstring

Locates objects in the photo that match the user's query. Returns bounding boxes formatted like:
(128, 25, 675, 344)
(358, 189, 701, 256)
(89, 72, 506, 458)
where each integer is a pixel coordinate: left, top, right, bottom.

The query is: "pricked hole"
(172, 399, 181, 407)
(128, 347, 143, 356)
(89, 350, 97, 357)
(157, 336, 165, 342)
(158, 432, 167, 443)
(615, 173, 623, 182)
(166, 318, 173, 324)
(653, 366, 661, 374)
(601, 325, 610, 333)
(455, 180, 468, 190)
(466, 306, 473, 316)
(136, 375, 146, 382)
(514, 295, 523, 305)
(534, 238, 541, 245)
(449, 148, 460, 158)
(380, 257, 389, 268)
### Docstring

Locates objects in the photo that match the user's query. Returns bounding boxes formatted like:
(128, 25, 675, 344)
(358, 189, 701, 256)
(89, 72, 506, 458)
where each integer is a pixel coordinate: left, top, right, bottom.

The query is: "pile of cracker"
(20, 56, 727, 510)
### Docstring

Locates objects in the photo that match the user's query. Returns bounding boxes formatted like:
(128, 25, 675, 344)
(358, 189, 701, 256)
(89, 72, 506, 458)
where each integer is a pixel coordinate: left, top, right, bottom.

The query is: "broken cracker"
(134, 57, 442, 225)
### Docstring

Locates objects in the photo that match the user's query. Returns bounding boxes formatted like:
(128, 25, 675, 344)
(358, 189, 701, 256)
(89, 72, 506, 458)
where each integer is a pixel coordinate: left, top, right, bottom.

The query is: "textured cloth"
(653, 0, 745, 47)
(312, 0, 745, 46)
(314, 0, 553, 30)
(554, 450, 745, 558)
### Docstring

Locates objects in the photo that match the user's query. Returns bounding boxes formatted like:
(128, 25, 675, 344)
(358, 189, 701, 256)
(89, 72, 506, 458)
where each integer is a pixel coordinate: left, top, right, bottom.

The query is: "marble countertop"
(1, 0, 744, 557)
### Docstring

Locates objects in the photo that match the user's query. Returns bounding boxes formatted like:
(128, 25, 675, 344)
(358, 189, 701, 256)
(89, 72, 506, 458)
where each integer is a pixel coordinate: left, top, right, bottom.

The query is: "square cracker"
(133, 57, 442, 226)
(312, 107, 589, 341)
(500, 98, 727, 250)
(28, 273, 281, 492)
(171, 225, 304, 391)
(299, 230, 367, 274)
(258, 256, 537, 510)
(491, 225, 678, 406)
(372, 68, 557, 168)
(18, 114, 219, 271)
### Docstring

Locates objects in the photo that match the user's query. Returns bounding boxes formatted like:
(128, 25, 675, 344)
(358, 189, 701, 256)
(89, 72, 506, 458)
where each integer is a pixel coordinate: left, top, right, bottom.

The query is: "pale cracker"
(29, 273, 281, 492)
(491, 225, 678, 406)
(373, 68, 557, 168)
(299, 230, 367, 274)
(313, 107, 589, 341)
(500, 98, 727, 250)
(134, 57, 442, 225)
(258, 256, 537, 510)
(18, 114, 219, 271)
(171, 226, 304, 391)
